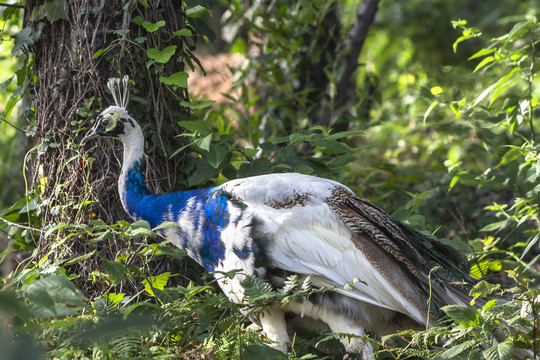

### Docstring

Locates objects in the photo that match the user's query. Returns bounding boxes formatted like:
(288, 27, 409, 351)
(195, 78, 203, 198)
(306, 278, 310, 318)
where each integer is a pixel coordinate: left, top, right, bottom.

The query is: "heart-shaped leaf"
(146, 45, 176, 63)
(159, 71, 188, 87)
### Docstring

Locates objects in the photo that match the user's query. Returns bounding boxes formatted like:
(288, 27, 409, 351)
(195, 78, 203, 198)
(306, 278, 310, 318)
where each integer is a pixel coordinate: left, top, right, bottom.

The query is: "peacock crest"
(107, 75, 130, 108)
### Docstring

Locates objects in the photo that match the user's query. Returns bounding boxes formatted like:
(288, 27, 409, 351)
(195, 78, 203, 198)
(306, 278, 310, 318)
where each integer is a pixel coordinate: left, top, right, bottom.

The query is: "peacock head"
(81, 76, 139, 144)
(81, 105, 138, 143)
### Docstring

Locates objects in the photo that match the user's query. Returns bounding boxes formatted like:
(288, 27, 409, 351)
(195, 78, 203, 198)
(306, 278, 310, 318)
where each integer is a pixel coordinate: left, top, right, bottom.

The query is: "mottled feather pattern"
(265, 191, 312, 209)
(326, 187, 425, 280)
(326, 187, 473, 316)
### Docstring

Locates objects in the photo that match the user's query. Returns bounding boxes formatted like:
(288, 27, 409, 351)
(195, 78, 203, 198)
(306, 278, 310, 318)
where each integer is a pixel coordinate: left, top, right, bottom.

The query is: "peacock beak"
(81, 127, 98, 144)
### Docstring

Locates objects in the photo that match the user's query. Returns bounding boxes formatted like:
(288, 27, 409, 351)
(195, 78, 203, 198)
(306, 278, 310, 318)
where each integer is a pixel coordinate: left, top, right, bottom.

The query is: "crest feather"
(107, 75, 130, 108)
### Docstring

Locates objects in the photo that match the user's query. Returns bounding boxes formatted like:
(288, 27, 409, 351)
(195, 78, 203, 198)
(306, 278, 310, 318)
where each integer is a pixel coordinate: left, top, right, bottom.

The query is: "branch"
(318, 0, 380, 128)
(0, 3, 24, 9)
(0, 216, 42, 233)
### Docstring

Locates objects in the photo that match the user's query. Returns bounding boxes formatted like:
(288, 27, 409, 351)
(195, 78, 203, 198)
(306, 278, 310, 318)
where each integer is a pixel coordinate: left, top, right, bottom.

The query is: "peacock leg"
(287, 300, 375, 360)
(258, 304, 291, 353)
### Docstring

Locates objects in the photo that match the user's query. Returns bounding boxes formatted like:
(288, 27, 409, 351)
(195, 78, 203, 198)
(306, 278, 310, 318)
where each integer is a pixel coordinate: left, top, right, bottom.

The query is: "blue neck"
(120, 160, 230, 271)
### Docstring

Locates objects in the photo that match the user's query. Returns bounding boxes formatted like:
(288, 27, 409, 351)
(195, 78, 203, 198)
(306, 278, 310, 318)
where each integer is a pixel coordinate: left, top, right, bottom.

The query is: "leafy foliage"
(1, 1, 539, 359)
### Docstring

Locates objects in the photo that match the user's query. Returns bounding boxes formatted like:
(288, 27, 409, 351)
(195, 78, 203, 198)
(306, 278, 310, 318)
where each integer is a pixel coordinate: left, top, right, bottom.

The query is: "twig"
(0, 2, 24, 9)
(1, 115, 26, 134)
(0, 216, 42, 233)
(528, 39, 536, 143)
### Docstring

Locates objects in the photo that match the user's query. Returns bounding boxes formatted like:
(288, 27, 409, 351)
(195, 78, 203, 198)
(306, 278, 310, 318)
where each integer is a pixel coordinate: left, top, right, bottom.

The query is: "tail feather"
(328, 187, 477, 318)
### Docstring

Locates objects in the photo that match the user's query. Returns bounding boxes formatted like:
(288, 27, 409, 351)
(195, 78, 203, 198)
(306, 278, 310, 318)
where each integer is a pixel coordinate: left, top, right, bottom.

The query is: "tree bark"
(24, 0, 190, 296)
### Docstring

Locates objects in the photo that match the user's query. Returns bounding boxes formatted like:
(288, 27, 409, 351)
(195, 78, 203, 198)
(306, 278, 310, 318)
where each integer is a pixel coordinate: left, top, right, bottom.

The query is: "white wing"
(220, 173, 429, 324)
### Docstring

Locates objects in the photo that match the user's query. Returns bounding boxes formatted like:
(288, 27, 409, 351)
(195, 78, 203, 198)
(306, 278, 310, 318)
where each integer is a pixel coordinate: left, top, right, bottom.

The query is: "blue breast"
(123, 161, 230, 271)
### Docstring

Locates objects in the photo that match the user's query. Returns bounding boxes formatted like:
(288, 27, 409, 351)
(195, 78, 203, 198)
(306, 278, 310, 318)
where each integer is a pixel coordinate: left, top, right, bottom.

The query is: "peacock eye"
(101, 118, 111, 128)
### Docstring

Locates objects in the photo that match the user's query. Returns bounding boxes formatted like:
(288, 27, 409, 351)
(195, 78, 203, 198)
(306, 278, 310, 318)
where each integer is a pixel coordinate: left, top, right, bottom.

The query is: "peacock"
(81, 77, 475, 359)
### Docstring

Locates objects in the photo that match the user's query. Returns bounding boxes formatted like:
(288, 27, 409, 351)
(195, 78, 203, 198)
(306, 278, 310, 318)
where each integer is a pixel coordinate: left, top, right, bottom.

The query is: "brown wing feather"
(327, 187, 475, 318)
(327, 187, 426, 280)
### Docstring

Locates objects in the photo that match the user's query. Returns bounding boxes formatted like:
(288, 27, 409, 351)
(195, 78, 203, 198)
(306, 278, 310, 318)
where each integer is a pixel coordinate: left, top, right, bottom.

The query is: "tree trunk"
(317, 0, 380, 130)
(24, 0, 190, 296)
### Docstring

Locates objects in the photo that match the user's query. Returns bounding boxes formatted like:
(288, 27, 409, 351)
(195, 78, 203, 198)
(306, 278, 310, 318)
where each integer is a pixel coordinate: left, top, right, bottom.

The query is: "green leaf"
(474, 56, 494, 72)
(479, 220, 508, 232)
(143, 272, 171, 296)
(482, 341, 514, 360)
(64, 250, 96, 266)
(177, 120, 210, 134)
(482, 299, 498, 312)
(159, 71, 188, 87)
(113, 29, 130, 36)
(132, 16, 144, 25)
(137, 0, 149, 7)
(153, 222, 182, 231)
(312, 139, 351, 153)
(0, 290, 30, 323)
(507, 20, 532, 41)
(170, 142, 193, 158)
(441, 305, 479, 328)
(92, 48, 106, 59)
(129, 220, 154, 238)
(496, 147, 522, 168)
(289, 132, 321, 143)
(131, 15, 166, 32)
(244, 345, 288, 360)
(188, 158, 220, 186)
(180, 100, 215, 109)
(207, 145, 228, 168)
(131, 220, 151, 229)
(90, 229, 113, 243)
(25, 286, 56, 312)
(22, 275, 85, 316)
(327, 154, 357, 168)
(146, 45, 177, 63)
(157, 244, 187, 260)
(12, 27, 41, 55)
(4, 92, 21, 123)
(141, 20, 166, 32)
(186, 5, 210, 18)
(30, 1, 68, 22)
(130, 227, 155, 238)
(449, 172, 463, 190)
(296, 165, 314, 174)
(490, 78, 517, 105)
(469, 280, 500, 298)
(194, 134, 212, 151)
(468, 47, 495, 60)
(102, 258, 126, 284)
(521, 232, 540, 259)
(470, 260, 489, 278)
(108, 293, 125, 306)
(173, 28, 194, 36)
(423, 100, 439, 124)
(0, 76, 14, 91)
(473, 67, 520, 106)
(433, 340, 476, 360)
(243, 148, 259, 158)
(259, 141, 275, 151)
